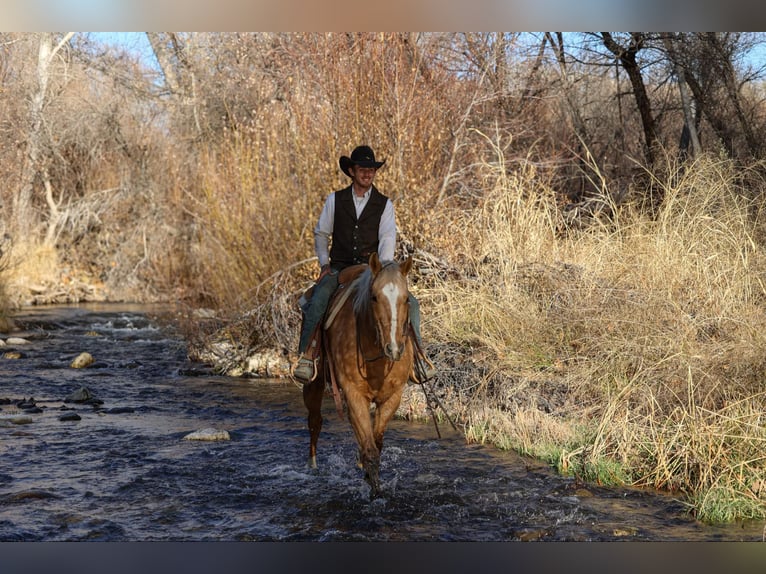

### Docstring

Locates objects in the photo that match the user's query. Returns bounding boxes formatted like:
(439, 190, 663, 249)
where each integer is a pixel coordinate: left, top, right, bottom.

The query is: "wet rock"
(23, 406, 43, 414)
(70, 352, 95, 369)
(16, 398, 37, 409)
(103, 407, 135, 414)
(6, 337, 30, 345)
(183, 428, 230, 441)
(59, 412, 81, 422)
(178, 367, 215, 377)
(0, 415, 34, 425)
(3, 351, 23, 359)
(0, 339, 5, 346)
(65, 386, 94, 403)
(7, 489, 59, 501)
(117, 360, 141, 369)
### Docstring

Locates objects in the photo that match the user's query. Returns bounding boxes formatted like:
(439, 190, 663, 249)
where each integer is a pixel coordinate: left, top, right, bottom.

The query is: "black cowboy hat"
(339, 145, 386, 177)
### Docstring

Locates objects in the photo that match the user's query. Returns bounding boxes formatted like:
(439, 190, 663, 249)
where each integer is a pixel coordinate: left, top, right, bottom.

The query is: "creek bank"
(189, 332, 567, 432)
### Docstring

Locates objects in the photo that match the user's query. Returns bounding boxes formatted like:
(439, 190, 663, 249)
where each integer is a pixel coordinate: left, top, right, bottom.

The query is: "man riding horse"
(293, 145, 435, 383)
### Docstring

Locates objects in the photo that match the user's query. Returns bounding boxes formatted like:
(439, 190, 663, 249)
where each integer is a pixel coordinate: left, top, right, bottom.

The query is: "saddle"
(300, 263, 367, 361)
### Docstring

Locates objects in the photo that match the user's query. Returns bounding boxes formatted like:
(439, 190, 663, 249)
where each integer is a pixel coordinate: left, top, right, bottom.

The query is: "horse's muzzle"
(384, 342, 403, 361)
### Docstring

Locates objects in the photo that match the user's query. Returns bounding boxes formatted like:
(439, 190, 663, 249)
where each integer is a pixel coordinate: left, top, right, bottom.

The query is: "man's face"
(350, 165, 377, 190)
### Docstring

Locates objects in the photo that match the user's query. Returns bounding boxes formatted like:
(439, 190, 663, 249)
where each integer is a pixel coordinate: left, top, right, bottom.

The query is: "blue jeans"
(298, 270, 339, 355)
(298, 271, 424, 355)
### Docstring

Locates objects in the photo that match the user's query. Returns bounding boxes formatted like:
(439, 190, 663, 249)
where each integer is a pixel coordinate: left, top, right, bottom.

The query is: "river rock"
(3, 351, 23, 359)
(0, 339, 5, 346)
(70, 352, 95, 369)
(59, 412, 81, 422)
(16, 398, 36, 409)
(65, 386, 94, 403)
(0, 414, 34, 425)
(103, 407, 135, 414)
(8, 489, 59, 501)
(6, 337, 30, 345)
(183, 428, 230, 441)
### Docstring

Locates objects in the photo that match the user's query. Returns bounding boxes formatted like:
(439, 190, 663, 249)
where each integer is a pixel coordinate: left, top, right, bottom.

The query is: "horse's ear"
(369, 252, 382, 274)
(400, 256, 413, 276)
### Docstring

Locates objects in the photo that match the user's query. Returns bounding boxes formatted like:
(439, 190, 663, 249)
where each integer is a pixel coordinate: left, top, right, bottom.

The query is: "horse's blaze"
(380, 282, 402, 359)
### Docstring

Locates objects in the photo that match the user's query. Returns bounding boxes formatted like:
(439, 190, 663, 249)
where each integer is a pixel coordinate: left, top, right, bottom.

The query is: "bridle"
(356, 265, 410, 370)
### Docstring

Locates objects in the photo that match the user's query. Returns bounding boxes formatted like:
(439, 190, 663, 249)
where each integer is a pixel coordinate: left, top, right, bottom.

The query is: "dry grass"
(0, 234, 14, 332)
(417, 146, 766, 523)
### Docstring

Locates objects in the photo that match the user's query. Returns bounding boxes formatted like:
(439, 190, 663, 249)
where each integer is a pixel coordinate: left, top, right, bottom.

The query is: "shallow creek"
(0, 303, 762, 541)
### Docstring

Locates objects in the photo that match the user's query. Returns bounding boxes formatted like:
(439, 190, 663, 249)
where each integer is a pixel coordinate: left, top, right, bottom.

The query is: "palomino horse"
(302, 252, 415, 498)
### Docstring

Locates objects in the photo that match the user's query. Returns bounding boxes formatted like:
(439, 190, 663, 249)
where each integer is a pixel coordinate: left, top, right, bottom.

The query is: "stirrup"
(410, 354, 436, 384)
(293, 356, 318, 382)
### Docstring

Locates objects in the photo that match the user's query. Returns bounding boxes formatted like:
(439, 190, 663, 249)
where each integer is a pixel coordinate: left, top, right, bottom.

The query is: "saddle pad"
(323, 265, 367, 330)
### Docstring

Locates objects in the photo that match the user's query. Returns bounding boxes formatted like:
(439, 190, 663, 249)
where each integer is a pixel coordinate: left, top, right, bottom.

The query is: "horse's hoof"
(308, 456, 317, 469)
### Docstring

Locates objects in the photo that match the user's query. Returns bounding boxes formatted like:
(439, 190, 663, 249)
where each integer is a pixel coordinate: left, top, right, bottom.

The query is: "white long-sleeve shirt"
(314, 185, 396, 267)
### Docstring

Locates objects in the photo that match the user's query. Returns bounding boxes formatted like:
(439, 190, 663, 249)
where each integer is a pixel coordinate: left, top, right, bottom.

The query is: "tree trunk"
(601, 33, 657, 167)
(682, 68, 736, 157)
(662, 33, 701, 160)
(547, 32, 589, 144)
(706, 33, 760, 157)
(516, 34, 548, 113)
(146, 32, 202, 138)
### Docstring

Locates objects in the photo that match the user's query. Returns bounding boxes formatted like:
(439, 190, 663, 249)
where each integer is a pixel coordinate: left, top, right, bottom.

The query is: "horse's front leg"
(373, 386, 405, 454)
(302, 376, 324, 469)
(344, 387, 381, 498)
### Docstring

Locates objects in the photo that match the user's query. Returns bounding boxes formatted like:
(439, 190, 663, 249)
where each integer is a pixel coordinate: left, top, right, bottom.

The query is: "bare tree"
(600, 33, 658, 167)
(14, 32, 75, 239)
(662, 33, 701, 160)
(662, 33, 764, 160)
(146, 32, 202, 139)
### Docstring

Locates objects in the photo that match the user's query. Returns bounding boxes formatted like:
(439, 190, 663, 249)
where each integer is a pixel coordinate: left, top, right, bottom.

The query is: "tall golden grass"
(424, 139, 766, 523)
(0, 251, 13, 331)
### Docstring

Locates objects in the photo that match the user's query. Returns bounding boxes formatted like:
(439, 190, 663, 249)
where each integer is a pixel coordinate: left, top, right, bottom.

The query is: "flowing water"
(1, 303, 763, 541)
